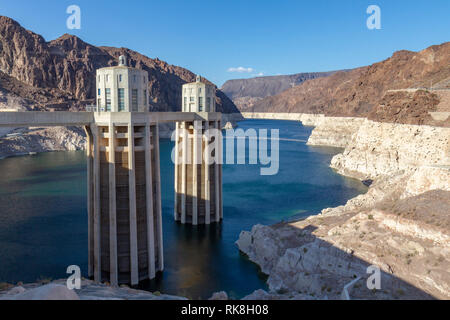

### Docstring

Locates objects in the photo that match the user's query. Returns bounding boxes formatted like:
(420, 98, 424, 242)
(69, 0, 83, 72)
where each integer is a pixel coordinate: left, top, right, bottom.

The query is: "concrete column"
(174, 122, 179, 221)
(84, 126, 94, 278)
(92, 124, 101, 282)
(214, 121, 220, 223)
(218, 121, 223, 220)
(145, 123, 156, 279)
(192, 120, 200, 225)
(108, 123, 118, 286)
(181, 122, 187, 224)
(128, 123, 139, 285)
(154, 124, 164, 271)
(204, 121, 211, 225)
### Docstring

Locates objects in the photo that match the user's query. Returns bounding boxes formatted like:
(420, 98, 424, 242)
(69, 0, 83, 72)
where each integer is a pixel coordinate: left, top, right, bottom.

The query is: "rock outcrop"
(305, 117, 365, 148)
(0, 126, 86, 158)
(330, 120, 450, 180)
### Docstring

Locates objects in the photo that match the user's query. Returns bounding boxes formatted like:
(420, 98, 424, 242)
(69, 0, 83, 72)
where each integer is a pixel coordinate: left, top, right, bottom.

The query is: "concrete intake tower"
(86, 56, 163, 286)
(173, 76, 223, 225)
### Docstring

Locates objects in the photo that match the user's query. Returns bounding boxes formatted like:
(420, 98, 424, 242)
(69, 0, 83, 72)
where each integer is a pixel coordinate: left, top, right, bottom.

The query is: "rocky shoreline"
(0, 279, 187, 300)
(236, 114, 449, 300)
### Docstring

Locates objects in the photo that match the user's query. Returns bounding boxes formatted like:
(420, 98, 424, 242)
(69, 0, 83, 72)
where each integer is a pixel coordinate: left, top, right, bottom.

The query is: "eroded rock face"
(305, 117, 365, 148)
(237, 187, 449, 299)
(0, 126, 86, 158)
(329, 120, 450, 180)
(236, 225, 285, 275)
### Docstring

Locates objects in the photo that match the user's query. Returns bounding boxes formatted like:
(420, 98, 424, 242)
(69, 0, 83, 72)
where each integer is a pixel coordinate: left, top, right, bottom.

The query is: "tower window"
(119, 74, 122, 82)
(143, 89, 147, 106)
(206, 97, 211, 111)
(98, 89, 101, 96)
(199, 97, 203, 112)
(105, 88, 111, 111)
(118, 88, 125, 111)
(132, 89, 138, 111)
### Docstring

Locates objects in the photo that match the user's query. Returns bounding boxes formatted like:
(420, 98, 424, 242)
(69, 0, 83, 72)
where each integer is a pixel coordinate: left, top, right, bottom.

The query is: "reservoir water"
(0, 119, 367, 298)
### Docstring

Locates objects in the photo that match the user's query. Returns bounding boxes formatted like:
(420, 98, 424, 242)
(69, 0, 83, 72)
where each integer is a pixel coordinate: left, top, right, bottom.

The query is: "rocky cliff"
(305, 117, 366, 148)
(330, 120, 450, 180)
(248, 42, 450, 123)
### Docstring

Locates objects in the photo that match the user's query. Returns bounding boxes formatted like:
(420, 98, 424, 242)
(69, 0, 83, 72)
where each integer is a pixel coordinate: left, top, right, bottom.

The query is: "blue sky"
(1, 0, 449, 86)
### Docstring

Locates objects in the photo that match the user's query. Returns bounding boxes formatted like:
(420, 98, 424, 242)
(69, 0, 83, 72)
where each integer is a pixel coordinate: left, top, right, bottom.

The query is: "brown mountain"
(0, 16, 238, 113)
(249, 42, 450, 120)
(221, 71, 341, 110)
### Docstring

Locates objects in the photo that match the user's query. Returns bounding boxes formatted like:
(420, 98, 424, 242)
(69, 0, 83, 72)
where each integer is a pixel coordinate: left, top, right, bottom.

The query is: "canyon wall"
(329, 120, 450, 180)
(305, 117, 366, 148)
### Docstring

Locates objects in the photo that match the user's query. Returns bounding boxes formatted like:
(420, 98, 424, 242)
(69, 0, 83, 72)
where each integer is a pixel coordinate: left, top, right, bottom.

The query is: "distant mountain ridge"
(221, 71, 340, 110)
(248, 42, 450, 122)
(0, 16, 239, 113)
(221, 71, 340, 99)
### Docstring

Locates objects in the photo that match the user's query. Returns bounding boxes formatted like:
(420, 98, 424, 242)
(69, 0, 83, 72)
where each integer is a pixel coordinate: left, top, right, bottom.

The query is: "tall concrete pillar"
(86, 118, 163, 285)
(174, 120, 223, 225)
(84, 126, 95, 279)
